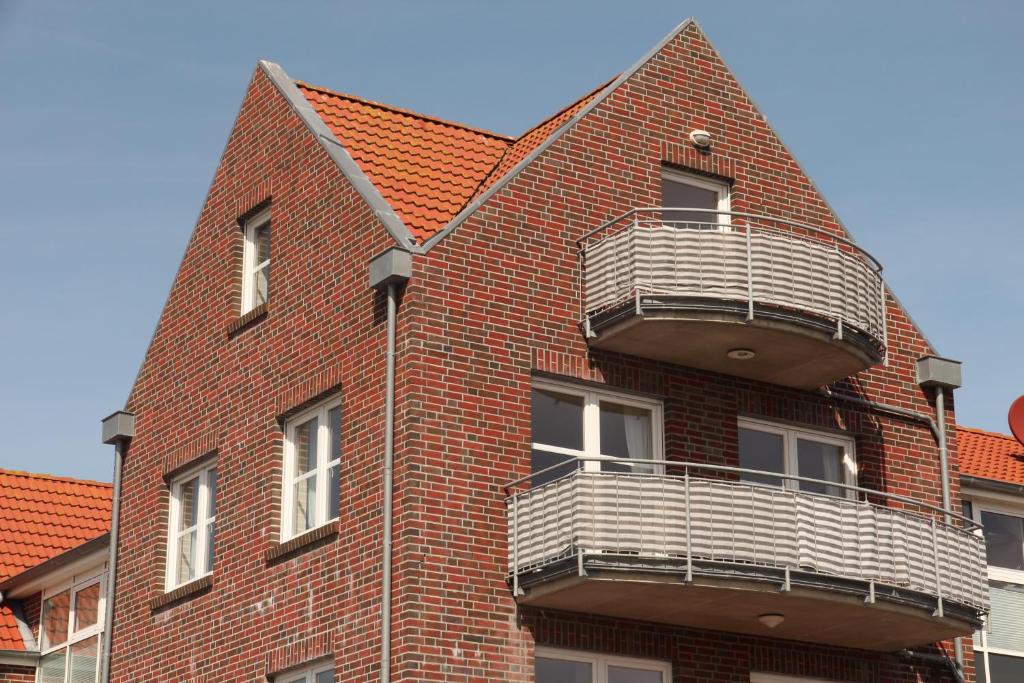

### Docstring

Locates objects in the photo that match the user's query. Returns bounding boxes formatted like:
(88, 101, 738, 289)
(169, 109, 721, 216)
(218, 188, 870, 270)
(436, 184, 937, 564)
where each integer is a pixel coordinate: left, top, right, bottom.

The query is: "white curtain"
(821, 449, 842, 497)
(623, 409, 652, 473)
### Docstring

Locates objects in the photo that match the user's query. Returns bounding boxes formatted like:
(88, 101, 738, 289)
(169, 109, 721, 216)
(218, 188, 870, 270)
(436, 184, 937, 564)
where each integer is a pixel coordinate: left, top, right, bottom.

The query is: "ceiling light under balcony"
(758, 613, 785, 629)
(727, 348, 756, 360)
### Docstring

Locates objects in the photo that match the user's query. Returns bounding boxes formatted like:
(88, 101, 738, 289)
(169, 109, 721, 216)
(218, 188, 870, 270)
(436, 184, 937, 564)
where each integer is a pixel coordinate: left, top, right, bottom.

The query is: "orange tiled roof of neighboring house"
(959, 426, 1024, 485)
(298, 78, 611, 242)
(0, 469, 111, 651)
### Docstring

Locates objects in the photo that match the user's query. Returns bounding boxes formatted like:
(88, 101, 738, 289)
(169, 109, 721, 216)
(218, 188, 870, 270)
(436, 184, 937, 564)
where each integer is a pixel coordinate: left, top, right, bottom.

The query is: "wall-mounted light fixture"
(689, 129, 712, 150)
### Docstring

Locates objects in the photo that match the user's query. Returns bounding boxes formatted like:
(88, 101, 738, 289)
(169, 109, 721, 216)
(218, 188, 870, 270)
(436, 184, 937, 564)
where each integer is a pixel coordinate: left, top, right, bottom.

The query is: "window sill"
(150, 574, 213, 611)
(266, 523, 338, 563)
(226, 302, 268, 337)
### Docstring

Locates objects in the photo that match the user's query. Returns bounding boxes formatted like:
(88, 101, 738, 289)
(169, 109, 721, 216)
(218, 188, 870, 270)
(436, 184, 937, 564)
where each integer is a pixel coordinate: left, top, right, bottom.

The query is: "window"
(536, 648, 670, 683)
(274, 663, 334, 683)
(241, 207, 271, 314)
(166, 463, 217, 590)
(37, 569, 105, 683)
(531, 379, 663, 487)
(970, 498, 1024, 681)
(282, 398, 342, 540)
(737, 418, 856, 498)
(661, 169, 729, 227)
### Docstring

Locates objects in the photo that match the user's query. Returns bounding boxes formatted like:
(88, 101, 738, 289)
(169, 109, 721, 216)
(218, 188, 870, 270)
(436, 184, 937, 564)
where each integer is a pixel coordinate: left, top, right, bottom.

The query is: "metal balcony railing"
(504, 459, 988, 615)
(578, 209, 886, 348)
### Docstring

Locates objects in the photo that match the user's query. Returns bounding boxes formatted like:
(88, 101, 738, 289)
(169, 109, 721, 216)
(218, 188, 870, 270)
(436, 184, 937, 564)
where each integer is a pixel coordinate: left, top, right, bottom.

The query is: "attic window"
(241, 208, 271, 314)
(661, 169, 729, 228)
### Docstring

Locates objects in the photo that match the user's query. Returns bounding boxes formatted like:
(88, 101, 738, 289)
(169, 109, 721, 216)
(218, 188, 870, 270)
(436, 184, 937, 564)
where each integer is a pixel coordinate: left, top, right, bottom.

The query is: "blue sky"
(0, 1, 1021, 481)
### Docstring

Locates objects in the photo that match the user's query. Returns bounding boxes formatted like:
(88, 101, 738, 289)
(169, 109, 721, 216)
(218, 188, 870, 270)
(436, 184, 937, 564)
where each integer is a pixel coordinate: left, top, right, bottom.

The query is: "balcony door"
(530, 379, 663, 487)
(661, 169, 730, 228)
(737, 417, 856, 498)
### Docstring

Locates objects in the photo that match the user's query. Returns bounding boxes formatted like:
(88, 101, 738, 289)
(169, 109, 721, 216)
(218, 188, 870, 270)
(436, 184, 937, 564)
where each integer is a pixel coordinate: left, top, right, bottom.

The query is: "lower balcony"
(580, 210, 887, 389)
(506, 462, 988, 652)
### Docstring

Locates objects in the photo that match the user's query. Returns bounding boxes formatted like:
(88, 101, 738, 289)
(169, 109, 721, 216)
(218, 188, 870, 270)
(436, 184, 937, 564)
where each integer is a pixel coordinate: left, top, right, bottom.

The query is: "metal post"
(99, 442, 125, 683)
(745, 227, 754, 321)
(931, 519, 944, 618)
(684, 469, 693, 582)
(380, 282, 397, 683)
(512, 495, 521, 597)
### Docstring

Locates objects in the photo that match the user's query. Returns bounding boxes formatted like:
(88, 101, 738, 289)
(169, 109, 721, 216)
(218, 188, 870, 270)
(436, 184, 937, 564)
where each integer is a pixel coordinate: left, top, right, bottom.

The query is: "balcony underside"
(516, 555, 981, 652)
(588, 297, 884, 389)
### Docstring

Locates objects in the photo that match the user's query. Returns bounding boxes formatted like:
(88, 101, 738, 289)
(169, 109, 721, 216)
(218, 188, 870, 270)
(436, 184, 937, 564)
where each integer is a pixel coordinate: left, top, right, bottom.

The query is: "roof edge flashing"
(418, 17, 697, 253)
(258, 60, 418, 250)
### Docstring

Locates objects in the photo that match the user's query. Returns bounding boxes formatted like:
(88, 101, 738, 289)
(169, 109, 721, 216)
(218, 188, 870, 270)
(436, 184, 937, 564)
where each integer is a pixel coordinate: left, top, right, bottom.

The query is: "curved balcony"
(505, 460, 988, 652)
(579, 210, 887, 388)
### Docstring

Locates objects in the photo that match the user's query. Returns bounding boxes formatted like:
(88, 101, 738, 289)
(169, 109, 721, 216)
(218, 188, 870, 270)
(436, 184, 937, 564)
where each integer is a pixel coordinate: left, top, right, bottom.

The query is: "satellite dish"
(1009, 396, 1024, 446)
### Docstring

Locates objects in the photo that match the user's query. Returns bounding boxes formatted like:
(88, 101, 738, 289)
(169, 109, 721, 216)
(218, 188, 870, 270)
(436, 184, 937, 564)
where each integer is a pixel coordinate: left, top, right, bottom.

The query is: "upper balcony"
(505, 460, 988, 652)
(579, 210, 887, 388)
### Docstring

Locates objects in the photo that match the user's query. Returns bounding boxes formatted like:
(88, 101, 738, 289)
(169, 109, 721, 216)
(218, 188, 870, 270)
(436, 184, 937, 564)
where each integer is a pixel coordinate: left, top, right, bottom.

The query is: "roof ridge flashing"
(0, 468, 113, 488)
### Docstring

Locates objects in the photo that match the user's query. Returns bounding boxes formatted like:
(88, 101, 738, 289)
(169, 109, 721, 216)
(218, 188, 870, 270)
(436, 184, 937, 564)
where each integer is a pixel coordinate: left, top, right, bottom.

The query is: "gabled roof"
(297, 79, 608, 242)
(959, 426, 1024, 486)
(0, 469, 111, 583)
(0, 469, 111, 652)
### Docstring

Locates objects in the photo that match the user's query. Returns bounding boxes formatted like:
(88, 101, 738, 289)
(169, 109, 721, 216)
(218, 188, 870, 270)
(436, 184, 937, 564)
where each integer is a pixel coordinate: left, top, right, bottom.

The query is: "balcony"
(579, 210, 887, 388)
(505, 460, 988, 652)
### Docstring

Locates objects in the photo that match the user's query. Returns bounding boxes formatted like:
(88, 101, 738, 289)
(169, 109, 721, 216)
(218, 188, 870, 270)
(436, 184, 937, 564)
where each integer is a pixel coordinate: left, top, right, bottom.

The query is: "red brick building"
(0, 470, 111, 683)
(104, 18, 990, 683)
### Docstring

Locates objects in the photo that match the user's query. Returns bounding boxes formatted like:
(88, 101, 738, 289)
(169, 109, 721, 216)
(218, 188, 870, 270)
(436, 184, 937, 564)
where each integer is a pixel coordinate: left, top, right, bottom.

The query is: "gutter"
(0, 649, 40, 668)
(962, 474, 1024, 496)
(367, 249, 411, 683)
(0, 533, 110, 597)
(99, 411, 135, 683)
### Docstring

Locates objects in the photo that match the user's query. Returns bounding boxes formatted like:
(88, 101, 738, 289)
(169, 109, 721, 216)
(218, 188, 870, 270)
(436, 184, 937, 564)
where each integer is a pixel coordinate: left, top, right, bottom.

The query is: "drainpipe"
(99, 410, 135, 683)
(916, 355, 965, 677)
(368, 248, 411, 683)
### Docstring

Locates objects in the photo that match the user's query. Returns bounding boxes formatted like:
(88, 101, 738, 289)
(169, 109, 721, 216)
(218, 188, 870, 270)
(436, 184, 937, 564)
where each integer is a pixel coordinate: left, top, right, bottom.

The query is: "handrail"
(502, 456, 979, 531)
(576, 207, 883, 273)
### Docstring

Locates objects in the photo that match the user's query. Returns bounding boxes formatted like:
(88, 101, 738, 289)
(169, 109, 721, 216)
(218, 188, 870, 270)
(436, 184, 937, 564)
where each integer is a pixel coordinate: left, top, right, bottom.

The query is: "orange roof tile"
(0, 469, 111, 651)
(959, 426, 1024, 485)
(297, 78, 611, 242)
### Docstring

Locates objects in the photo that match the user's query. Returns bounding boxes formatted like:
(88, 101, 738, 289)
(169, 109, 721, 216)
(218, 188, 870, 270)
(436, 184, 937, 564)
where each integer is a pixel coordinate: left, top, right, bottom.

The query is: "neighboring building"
(104, 18, 989, 683)
(0, 469, 111, 683)
(959, 426, 1024, 682)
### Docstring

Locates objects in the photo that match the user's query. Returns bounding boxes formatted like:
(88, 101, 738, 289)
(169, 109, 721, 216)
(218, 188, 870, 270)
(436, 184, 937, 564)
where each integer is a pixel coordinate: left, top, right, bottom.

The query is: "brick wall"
(113, 19, 970, 683)
(394, 21, 966, 683)
(0, 664, 35, 683)
(114, 64, 398, 681)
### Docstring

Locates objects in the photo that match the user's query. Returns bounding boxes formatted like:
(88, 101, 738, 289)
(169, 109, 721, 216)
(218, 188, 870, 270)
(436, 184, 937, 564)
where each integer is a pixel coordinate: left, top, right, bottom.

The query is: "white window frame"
(661, 168, 731, 228)
(165, 462, 217, 591)
(272, 662, 334, 683)
(968, 493, 1024, 679)
(536, 647, 671, 683)
(281, 397, 342, 541)
(737, 417, 857, 497)
(37, 567, 106, 683)
(241, 207, 271, 314)
(532, 378, 664, 474)
(970, 496, 1024, 584)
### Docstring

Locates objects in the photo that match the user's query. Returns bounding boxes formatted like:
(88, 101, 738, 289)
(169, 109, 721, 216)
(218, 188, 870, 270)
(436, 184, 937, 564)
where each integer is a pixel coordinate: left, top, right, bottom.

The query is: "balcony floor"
(517, 557, 980, 652)
(589, 299, 882, 389)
